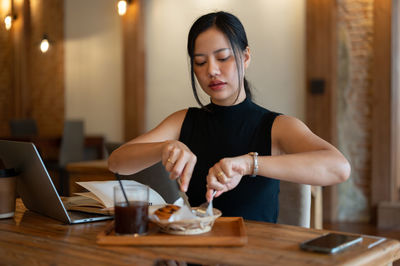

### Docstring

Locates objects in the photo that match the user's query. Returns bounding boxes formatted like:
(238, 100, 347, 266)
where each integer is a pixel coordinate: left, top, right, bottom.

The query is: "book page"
(62, 195, 113, 215)
(63, 195, 104, 208)
(76, 180, 166, 208)
(74, 192, 104, 205)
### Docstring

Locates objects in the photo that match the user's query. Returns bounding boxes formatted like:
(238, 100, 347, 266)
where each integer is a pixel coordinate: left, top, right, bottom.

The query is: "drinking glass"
(114, 184, 149, 235)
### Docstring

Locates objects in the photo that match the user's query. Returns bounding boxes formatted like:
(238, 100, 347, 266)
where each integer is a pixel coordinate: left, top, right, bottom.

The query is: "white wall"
(65, 0, 123, 142)
(64, 0, 305, 141)
(145, 0, 305, 130)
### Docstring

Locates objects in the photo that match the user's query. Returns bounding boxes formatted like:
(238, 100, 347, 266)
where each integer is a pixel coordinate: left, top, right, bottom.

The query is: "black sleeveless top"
(179, 98, 281, 222)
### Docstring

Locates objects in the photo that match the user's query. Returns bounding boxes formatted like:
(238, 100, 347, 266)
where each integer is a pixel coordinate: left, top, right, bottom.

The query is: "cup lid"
(0, 168, 19, 178)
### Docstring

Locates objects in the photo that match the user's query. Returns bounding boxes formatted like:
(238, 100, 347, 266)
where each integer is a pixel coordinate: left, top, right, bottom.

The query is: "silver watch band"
(248, 152, 258, 177)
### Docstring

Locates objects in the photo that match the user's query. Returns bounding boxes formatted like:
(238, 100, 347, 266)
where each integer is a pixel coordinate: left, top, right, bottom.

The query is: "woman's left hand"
(205, 155, 251, 201)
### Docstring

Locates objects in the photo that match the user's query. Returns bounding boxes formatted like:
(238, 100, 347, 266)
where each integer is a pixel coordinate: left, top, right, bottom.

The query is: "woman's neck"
(210, 88, 247, 106)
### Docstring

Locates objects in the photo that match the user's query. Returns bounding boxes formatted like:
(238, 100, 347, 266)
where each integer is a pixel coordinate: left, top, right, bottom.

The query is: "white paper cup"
(0, 168, 18, 219)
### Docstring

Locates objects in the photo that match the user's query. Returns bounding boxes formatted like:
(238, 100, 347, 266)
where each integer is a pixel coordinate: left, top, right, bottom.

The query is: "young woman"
(108, 11, 350, 222)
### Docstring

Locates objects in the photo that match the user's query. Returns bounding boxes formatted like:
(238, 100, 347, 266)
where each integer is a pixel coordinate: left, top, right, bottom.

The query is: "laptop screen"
(0, 140, 112, 224)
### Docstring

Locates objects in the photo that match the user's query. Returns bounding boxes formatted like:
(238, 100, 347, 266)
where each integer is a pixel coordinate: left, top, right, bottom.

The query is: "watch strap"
(248, 152, 258, 177)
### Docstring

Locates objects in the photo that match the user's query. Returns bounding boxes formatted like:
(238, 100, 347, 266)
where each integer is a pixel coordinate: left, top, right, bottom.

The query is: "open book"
(62, 180, 166, 215)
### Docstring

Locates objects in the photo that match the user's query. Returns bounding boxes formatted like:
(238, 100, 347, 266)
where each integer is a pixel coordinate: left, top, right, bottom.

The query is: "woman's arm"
(108, 109, 192, 177)
(265, 115, 351, 186)
(205, 115, 351, 199)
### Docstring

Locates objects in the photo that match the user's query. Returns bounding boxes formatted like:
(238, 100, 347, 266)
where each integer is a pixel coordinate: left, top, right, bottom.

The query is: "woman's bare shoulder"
(272, 114, 333, 154)
(273, 115, 309, 132)
(163, 109, 188, 124)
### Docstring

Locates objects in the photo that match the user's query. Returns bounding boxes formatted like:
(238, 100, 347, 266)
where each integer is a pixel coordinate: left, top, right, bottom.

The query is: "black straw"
(115, 173, 129, 206)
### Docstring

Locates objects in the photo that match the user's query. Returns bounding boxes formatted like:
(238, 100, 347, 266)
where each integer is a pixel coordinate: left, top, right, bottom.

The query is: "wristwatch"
(248, 152, 258, 177)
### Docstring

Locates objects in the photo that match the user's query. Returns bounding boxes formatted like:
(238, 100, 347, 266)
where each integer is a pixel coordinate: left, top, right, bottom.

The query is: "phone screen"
(300, 233, 363, 254)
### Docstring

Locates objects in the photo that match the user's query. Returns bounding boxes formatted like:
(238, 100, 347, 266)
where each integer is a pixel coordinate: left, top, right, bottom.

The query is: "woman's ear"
(244, 46, 251, 69)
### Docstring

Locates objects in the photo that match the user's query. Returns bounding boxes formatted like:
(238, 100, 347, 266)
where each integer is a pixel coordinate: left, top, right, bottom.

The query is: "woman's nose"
(207, 59, 220, 77)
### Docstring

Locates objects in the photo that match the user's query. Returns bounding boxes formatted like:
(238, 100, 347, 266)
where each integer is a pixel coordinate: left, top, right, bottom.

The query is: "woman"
(108, 11, 350, 222)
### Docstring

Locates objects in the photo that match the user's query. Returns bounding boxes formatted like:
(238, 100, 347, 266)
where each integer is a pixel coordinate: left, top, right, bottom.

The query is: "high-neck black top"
(179, 98, 281, 222)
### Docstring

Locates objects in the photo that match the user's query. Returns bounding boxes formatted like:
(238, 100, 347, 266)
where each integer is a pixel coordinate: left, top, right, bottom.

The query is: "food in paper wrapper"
(149, 199, 222, 235)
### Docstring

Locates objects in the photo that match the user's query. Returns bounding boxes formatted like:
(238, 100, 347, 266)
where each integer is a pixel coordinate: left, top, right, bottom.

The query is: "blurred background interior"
(0, 0, 399, 240)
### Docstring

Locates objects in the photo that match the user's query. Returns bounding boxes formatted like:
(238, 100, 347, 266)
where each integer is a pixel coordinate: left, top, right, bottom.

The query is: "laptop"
(0, 140, 113, 224)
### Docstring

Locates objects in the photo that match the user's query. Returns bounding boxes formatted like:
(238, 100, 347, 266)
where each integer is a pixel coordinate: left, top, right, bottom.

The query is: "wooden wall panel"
(122, 0, 145, 141)
(11, 0, 31, 120)
(306, 0, 338, 222)
(371, 0, 392, 208)
(0, 0, 64, 137)
(29, 0, 64, 136)
(393, 0, 400, 202)
(0, 3, 14, 135)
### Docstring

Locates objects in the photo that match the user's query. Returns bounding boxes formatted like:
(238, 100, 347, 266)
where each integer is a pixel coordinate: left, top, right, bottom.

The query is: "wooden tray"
(97, 217, 247, 246)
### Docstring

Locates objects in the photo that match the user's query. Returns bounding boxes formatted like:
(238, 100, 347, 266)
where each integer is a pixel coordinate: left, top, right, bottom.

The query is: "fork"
(196, 190, 217, 217)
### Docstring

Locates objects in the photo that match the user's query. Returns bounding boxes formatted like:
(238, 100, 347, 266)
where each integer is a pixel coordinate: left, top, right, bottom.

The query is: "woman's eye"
(218, 56, 231, 62)
(194, 61, 206, 66)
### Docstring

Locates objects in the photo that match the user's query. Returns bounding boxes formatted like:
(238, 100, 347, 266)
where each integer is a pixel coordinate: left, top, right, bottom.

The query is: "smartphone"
(300, 233, 363, 254)
(153, 259, 203, 266)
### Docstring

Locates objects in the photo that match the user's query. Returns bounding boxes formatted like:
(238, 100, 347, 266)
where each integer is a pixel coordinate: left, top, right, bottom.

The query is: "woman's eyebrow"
(194, 48, 231, 57)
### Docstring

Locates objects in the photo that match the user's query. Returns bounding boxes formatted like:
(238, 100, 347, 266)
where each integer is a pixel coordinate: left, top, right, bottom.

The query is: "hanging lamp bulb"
(4, 15, 12, 30)
(117, 0, 128, 16)
(40, 35, 50, 53)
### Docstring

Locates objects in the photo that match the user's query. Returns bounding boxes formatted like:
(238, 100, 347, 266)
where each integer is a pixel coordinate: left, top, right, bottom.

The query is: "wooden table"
(1, 199, 399, 265)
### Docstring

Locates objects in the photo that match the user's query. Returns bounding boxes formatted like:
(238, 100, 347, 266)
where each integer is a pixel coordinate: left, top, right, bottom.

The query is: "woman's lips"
(209, 80, 227, 91)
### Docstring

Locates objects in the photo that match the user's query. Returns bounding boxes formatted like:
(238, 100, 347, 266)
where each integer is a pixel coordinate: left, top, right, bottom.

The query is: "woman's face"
(193, 27, 250, 106)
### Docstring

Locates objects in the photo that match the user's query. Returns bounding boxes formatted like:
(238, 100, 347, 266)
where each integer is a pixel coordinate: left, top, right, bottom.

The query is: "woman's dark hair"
(187, 11, 252, 107)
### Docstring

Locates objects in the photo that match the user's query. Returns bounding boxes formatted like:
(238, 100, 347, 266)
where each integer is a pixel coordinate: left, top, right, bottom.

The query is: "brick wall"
(0, 0, 64, 137)
(336, 0, 374, 221)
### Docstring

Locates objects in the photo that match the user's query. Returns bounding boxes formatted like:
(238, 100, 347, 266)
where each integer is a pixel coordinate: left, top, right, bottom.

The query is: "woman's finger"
(179, 155, 197, 191)
(165, 152, 178, 173)
(205, 187, 215, 201)
(170, 152, 185, 180)
(219, 159, 234, 178)
(166, 144, 185, 174)
(207, 173, 225, 191)
(206, 184, 225, 199)
(215, 168, 229, 184)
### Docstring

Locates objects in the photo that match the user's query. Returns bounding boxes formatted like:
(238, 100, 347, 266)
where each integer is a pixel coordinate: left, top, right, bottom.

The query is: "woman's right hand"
(161, 140, 197, 192)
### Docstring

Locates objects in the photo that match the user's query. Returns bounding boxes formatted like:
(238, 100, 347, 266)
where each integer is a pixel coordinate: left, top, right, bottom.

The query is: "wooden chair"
(47, 120, 85, 196)
(59, 120, 84, 167)
(104, 142, 122, 157)
(123, 162, 180, 204)
(9, 119, 38, 137)
(277, 181, 313, 228)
